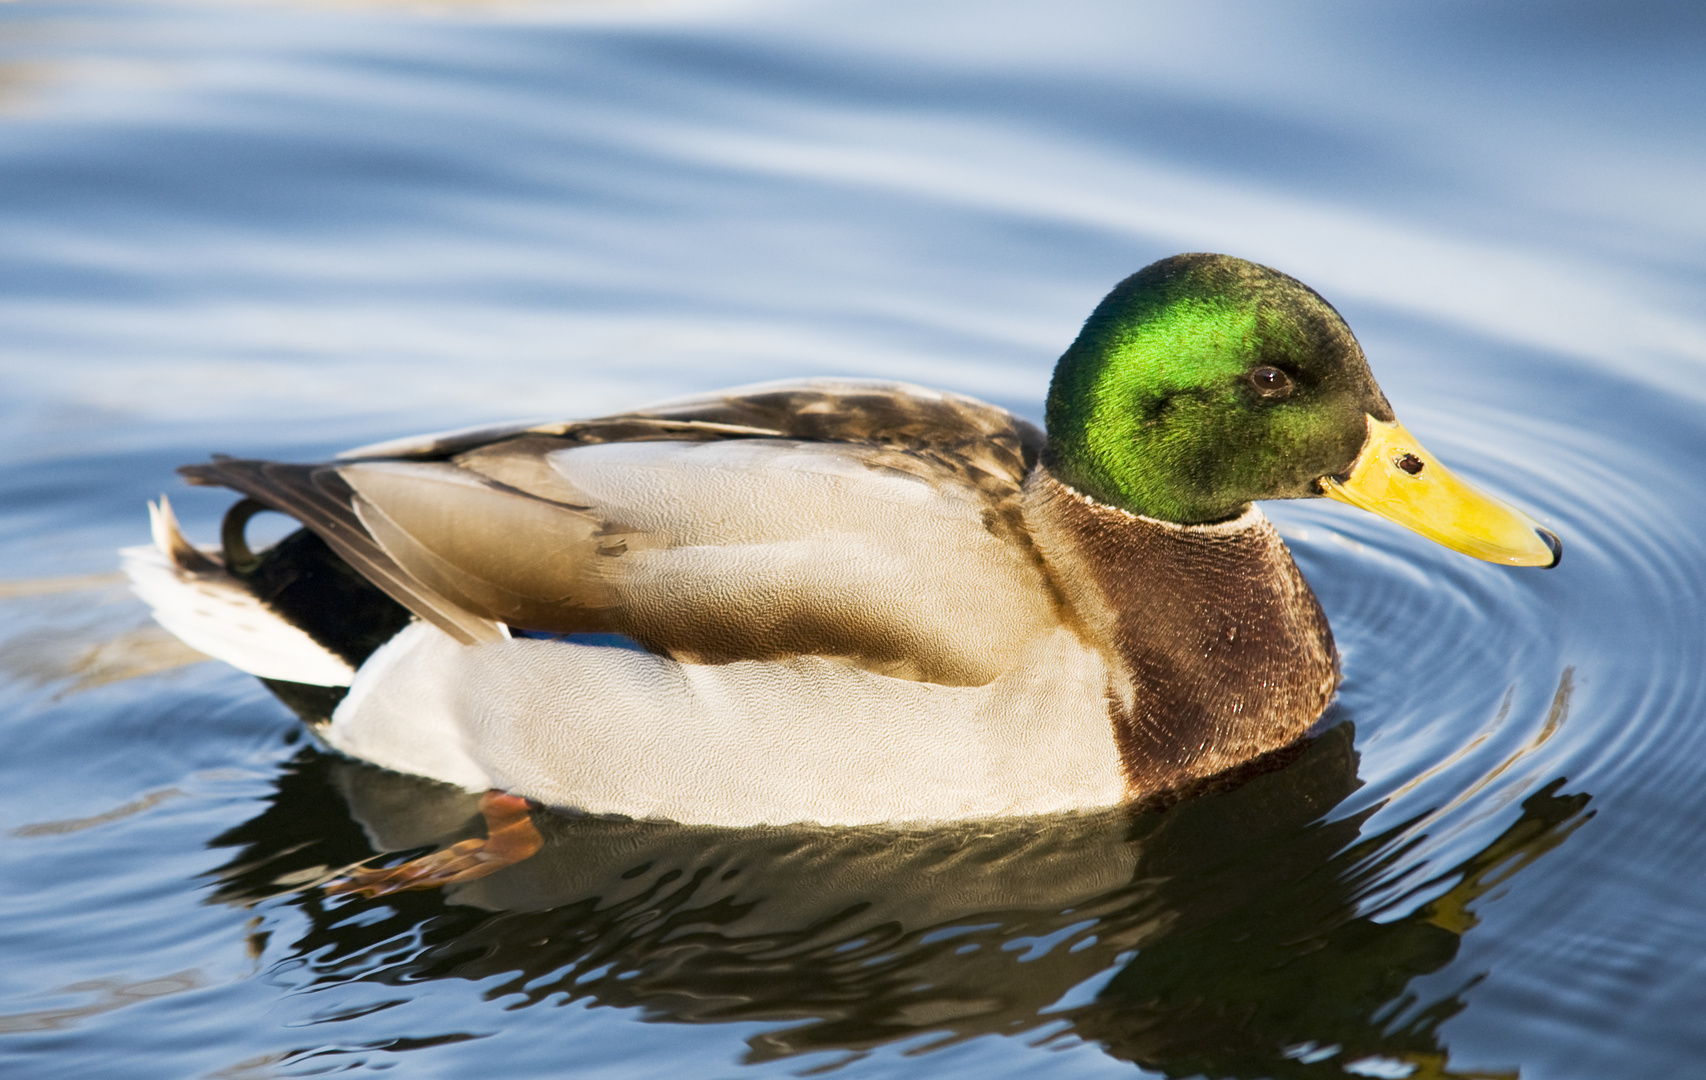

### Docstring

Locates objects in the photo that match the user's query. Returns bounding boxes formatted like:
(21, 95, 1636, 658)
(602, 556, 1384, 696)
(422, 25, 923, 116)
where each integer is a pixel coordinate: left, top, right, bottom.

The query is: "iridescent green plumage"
(1045, 253, 1392, 523)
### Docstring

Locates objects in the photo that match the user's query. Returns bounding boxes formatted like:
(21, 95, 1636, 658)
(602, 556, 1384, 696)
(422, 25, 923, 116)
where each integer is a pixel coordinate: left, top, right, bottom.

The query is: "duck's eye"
(1250, 366, 1293, 399)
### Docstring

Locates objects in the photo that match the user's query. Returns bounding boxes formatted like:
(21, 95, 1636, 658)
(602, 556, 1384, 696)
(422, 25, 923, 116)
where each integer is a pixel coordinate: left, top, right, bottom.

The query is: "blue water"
(3, 2, 1706, 1077)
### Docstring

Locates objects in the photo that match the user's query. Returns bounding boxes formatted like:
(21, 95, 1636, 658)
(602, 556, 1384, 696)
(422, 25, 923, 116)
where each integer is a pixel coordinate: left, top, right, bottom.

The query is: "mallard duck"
(126, 254, 1558, 845)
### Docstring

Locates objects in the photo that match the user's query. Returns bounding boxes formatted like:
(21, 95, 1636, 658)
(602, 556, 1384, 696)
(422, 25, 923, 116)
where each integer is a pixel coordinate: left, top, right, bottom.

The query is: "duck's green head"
(1046, 253, 1559, 567)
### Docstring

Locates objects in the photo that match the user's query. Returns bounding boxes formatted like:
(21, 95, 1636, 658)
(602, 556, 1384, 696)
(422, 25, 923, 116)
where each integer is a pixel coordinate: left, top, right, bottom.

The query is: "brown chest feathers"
(1022, 470, 1338, 798)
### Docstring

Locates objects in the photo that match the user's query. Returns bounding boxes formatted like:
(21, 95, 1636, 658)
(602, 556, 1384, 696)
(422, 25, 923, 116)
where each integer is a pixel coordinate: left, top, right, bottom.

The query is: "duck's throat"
(1022, 469, 1339, 797)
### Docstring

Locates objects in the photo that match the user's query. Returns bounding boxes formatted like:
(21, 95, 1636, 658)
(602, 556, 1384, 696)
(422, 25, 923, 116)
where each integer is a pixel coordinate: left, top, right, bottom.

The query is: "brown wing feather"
(615, 380, 1044, 498)
(337, 460, 623, 631)
(179, 459, 507, 645)
(345, 380, 1043, 503)
(568, 381, 1044, 547)
(178, 380, 1048, 663)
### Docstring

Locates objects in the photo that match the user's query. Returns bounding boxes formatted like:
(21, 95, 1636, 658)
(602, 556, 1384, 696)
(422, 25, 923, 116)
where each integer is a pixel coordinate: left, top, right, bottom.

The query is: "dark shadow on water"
(205, 724, 1590, 1079)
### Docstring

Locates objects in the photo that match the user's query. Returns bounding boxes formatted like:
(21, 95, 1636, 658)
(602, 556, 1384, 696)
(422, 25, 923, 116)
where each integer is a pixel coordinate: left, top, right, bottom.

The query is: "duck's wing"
(617, 379, 1044, 507)
(181, 380, 1055, 685)
(180, 458, 513, 646)
(337, 378, 1043, 518)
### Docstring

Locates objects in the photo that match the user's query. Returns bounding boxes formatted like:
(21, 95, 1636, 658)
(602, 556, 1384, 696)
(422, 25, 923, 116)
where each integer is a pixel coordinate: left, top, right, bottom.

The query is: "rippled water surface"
(4, 2, 1706, 1077)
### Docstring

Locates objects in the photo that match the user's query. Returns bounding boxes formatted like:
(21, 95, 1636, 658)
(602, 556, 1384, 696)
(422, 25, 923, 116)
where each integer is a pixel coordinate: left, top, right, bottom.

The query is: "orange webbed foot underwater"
(327, 791, 543, 898)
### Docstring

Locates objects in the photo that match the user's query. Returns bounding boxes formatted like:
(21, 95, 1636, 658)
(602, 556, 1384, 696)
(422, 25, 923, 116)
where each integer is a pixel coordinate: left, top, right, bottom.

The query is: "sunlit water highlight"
(3, 2, 1705, 1077)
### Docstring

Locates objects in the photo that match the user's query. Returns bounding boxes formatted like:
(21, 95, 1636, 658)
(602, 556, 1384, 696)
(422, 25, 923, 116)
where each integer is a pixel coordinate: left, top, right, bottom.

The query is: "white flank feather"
(121, 498, 356, 687)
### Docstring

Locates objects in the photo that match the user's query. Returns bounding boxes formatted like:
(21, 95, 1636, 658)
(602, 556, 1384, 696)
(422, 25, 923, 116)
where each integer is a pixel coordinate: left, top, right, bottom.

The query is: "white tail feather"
(122, 500, 356, 687)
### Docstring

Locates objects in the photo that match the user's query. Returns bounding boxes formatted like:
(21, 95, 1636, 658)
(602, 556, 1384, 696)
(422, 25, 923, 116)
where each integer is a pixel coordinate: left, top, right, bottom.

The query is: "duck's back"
(181, 380, 1059, 688)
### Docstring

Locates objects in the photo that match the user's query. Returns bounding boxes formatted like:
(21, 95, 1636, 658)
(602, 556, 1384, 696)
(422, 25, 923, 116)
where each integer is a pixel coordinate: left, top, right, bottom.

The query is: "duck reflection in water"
(208, 722, 1589, 1080)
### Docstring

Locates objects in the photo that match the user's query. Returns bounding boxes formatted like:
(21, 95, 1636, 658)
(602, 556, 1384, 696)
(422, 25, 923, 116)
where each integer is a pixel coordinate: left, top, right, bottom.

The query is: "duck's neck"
(1022, 467, 1338, 797)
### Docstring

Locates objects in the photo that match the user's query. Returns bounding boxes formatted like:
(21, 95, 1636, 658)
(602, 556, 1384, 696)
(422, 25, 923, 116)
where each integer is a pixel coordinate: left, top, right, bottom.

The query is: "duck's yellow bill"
(1319, 416, 1560, 568)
